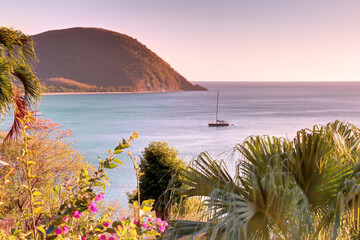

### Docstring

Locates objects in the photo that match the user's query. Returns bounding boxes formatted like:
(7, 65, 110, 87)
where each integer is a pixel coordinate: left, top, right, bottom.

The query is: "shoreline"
(42, 91, 162, 96)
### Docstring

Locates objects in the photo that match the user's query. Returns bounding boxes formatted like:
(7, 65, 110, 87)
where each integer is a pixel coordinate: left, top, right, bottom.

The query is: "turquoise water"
(8, 81, 360, 204)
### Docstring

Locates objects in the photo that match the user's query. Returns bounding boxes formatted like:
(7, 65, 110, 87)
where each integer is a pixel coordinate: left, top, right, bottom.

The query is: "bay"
(9, 81, 360, 204)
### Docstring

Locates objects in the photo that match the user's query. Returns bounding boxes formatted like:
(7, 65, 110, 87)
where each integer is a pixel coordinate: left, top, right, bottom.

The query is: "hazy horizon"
(1, 0, 360, 82)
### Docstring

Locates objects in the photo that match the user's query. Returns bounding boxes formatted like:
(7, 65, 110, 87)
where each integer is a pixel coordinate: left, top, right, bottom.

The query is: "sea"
(6, 81, 360, 204)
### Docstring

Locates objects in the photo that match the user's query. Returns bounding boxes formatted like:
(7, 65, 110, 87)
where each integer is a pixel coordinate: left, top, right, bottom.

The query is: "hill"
(32, 27, 206, 92)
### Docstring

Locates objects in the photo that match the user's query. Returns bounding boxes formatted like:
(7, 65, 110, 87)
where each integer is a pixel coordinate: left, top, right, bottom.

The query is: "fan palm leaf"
(169, 152, 310, 239)
(168, 121, 360, 240)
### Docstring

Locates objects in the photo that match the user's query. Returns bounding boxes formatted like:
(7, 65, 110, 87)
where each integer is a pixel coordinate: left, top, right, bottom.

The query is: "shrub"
(1, 118, 169, 239)
(170, 197, 207, 222)
(134, 142, 186, 219)
(0, 117, 90, 221)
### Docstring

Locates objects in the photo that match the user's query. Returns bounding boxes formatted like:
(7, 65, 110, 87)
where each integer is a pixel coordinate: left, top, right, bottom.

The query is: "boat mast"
(216, 90, 219, 123)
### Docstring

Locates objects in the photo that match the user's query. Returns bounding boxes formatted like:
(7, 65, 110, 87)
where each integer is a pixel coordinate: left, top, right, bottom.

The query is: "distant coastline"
(43, 91, 161, 96)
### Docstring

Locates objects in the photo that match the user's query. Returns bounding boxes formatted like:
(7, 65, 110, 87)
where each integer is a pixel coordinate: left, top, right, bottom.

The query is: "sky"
(1, 0, 360, 82)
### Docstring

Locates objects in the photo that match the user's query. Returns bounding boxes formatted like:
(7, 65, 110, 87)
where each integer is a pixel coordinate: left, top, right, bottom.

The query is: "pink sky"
(1, 0, 360, 81)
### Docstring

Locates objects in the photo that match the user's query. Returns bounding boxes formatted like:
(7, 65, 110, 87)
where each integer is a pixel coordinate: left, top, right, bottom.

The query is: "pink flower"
(62, 226, 69, 234)
(148, 226, 153, 231)
(133, 219, 138, 225)
(88, 201, 98, 214)
(163, 221, 168, 227)
(99, 235, 107, 240)
(158, 225, 166, 233)
(63, 216, 69, 222)
(89, 205, 98, 213)
(156, 218, 162, 223)
(142, 222, 149, 228)
(72, 210, 82, 218)
(81, 236, 86, 240)
(95, 193, 104, 201)
(148, 217, 153, 222)
(54, 227, 62, 235)
(108, 237, 115, 240)
(121, 217, 126, 220)
(88, 202, 99, 213)
(103, 221, 110, 227)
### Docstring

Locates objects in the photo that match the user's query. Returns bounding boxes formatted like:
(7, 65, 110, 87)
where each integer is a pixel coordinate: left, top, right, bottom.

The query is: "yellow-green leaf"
(13, 229, 22, 236)
(112, 158, 123, 165)
(133, 201, 139, 209)
(113, 149, 123, 154)
(104, 162, 118, 169)
(34, 207, 42, 215)
(103, 179, 110, 186)
(37, 226, 46, 235)
(33, 191, 43, 196)
(141, 199, 155, 212)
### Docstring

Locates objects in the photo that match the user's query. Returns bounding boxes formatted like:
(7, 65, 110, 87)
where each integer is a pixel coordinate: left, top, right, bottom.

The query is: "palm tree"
(0, 27, 41, 141)
(165, 121, 360, 240)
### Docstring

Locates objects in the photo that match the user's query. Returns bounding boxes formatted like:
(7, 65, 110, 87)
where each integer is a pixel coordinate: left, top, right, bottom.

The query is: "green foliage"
(170, 197, 207, 222)
(40, 78, 135, 93)
(13, 114, 44, 239)
(134, 142, 186, 217)
(0, 117, 89, 221)
(0, 27, 41, 138)
(166, 121, 360, 240)
(1, 125, 169, 239)
(0, 167, 14, 215)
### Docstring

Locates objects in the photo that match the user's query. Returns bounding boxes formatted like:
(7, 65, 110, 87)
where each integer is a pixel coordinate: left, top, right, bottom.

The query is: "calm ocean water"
(11, 81, 360, 203)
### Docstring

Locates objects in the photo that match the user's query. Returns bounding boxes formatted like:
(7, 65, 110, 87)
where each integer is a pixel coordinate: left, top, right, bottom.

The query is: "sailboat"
(208, 90, 229, 127)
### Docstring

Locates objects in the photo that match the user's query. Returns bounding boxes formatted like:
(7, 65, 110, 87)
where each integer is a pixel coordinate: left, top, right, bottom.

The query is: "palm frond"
(0, 59, 13, 116)
(3, 92, 28, 143)
(235, 135, 287, 176)
(172, 150, 311, 239)
(178, 152, 240, 198)
(0, 27, 37, 66)
(285, 128, 352, 210)
(167, 121, 360, 239)
(0, 27, 41, 141)
(12, 64, 41, 104)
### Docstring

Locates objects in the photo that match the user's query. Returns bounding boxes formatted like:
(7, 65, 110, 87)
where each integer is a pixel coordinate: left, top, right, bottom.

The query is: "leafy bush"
(131, 142, 186, 219)
(0, 115, 169, 239)
(170, 197, 207, 222)
(0, 117, 90, 221)
(0, 166, 14, 214)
